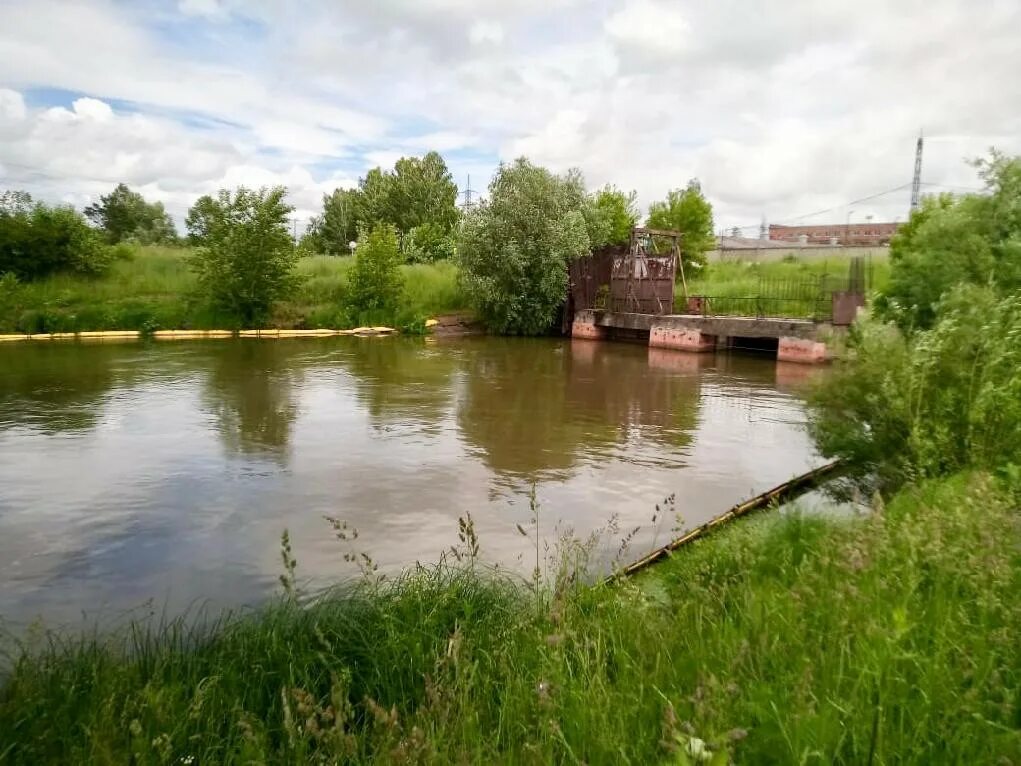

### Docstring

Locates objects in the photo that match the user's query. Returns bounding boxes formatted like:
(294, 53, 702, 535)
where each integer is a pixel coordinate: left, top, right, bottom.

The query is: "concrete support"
(649, 326, 716, 353)
(777, 336, 827, 364)
(571, 317, 606, 340)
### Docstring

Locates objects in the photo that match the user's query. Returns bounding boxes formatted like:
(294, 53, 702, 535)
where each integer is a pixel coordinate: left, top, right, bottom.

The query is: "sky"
(1, 0, 1019, 235)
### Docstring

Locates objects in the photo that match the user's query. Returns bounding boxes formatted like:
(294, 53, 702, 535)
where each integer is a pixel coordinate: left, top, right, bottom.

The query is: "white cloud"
(0, 0, 1019, 233)
(0, 88, 26, 122)
(468, 20, 504, 47)
(605, 0, 690, 59)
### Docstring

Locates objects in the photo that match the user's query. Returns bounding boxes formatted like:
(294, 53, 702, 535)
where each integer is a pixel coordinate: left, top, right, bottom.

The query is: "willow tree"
(457, 159, 596, 335)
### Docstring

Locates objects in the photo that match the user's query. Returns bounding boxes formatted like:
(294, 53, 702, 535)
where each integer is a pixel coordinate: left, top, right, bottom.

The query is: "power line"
(784, 184, 913, 223)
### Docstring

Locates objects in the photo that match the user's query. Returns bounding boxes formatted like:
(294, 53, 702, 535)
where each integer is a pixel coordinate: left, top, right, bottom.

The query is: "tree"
(646, 179, 715, 267)
(190, 187, 297, 325)
(185, 194, 220, 245)
(592, 185, 638, 246)
(880, 151, 1021, 330)
(84, 183, 178, 245)
(316, 152, 460, 261)
(1, 192, 112, 280)
(457, 158, 593, 335)
(317, 187, 364, 255)
(346, 224, 405, 325)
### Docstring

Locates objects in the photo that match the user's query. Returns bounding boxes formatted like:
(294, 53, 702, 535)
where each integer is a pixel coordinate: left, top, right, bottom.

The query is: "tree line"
(0, 150, 716, 332)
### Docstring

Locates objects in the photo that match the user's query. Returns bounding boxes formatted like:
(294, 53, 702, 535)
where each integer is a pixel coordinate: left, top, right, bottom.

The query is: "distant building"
(768, 222, 899, 246)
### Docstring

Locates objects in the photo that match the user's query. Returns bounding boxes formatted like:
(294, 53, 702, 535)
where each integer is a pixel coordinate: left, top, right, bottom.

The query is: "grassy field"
(2, 472, 1017, 764)
(0, 246, 466, 333)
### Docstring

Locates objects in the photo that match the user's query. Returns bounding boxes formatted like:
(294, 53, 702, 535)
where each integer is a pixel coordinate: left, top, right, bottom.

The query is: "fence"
(690, 257, 869, 324)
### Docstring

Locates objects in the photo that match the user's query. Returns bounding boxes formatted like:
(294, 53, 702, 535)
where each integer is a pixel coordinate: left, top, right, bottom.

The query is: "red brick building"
(769, 222, 899, 246)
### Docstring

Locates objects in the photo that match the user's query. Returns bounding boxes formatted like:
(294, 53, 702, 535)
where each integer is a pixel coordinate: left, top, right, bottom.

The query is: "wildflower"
(687, 737, 712, 762)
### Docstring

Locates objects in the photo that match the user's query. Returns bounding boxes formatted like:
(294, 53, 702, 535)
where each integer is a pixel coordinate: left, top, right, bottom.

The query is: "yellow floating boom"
(0, 327, 401, 343)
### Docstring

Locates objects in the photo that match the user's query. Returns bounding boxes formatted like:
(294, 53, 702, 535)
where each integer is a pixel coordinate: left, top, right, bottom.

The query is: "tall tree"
(881, 151, 1021, 330)
(185, 194, 220, 245)
(84, 183, 177, 245)
(190, 187, 297, 325)
(592, 185, 639, 247)
(317, 187, 365, 255)
(457, 158, 593, 335)
(646, 179, 715, 267)
(314, 152, 460, 261)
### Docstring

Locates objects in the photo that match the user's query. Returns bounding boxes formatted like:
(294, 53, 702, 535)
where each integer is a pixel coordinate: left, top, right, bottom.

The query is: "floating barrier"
(610, 459, 844, 582)
(1, 325, 405, 343)
(153, 330, 234, 340)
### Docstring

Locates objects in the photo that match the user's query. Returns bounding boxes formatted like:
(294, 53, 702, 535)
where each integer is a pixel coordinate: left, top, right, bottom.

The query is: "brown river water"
(0, 336, 824, 630)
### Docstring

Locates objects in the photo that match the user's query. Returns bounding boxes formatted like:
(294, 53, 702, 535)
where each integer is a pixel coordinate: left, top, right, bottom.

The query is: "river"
(0, 337, 823, 630)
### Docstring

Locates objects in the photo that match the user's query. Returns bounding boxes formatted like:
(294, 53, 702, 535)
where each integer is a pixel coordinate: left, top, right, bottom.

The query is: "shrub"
(0, 194, 113, 280)
(809, 286, 1021, 493)
(190, 187, 298, 326)
(457, 158, 592, 335)
(346, 224, 405, 325)
(400, 222, 454, 263)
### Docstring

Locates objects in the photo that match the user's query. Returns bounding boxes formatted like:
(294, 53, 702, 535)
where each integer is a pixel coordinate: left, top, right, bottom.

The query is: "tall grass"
(0, 246, 467, 333)
(2, 473, 1017, 763)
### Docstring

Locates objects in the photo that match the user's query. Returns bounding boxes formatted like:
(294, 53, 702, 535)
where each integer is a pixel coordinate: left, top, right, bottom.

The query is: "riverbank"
(2, 471, 1016, 763)
(0, 245, 466, 334)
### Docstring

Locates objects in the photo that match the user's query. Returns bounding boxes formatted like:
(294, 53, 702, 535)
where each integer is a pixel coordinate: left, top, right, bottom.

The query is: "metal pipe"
(606, 460, 844, 582)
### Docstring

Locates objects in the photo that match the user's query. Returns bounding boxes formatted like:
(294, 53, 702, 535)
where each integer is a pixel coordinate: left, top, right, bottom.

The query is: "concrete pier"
(571, 309, 831, 364)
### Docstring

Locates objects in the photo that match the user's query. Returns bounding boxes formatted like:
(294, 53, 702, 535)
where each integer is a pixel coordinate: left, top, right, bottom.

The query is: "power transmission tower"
(462, 174, 473, 211)
(910, 132, 924, 213)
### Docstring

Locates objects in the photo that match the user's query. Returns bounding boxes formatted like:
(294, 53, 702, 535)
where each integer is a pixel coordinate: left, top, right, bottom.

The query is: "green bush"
(190, 187, 298, 326)
(0, 193, 113, 280)
(346, 224, 405, 326)
(810, 286, 1021, 493)
(400, 222, 454, 263)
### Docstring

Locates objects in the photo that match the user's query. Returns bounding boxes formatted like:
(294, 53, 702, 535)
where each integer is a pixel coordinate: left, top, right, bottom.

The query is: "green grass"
(0, 246, 467, 333)
(2, 473, 1017, 764)
(682, 255, 891, 318)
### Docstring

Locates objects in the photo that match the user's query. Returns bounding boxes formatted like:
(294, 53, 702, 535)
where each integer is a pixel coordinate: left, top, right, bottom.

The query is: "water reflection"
(0, 337, 822, 631)
(456, 339, 704, 481)
(0, 343, 127, 433)
(202, 342, 302, 462)
(340, 338, 458, 431)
